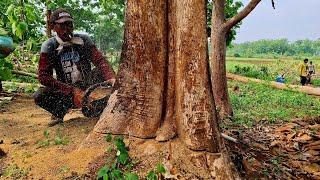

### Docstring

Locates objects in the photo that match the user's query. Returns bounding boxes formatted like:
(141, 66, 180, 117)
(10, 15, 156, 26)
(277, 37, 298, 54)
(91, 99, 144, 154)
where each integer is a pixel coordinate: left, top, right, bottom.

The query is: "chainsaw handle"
(81, 81, 113, 117)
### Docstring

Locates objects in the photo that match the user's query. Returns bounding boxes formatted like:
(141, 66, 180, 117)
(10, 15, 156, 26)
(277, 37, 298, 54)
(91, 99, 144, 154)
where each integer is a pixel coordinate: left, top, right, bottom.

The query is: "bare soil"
(0, 94, 320, 179)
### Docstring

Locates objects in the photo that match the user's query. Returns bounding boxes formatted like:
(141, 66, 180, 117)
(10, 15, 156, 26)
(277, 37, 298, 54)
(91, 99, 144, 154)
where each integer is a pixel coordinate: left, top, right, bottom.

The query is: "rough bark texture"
(46, 9, 52, 38)
(94, 0, 167, 138)
(210, 0, 261, 118)
(88, 0, 238, 178)
(174, 0, 221, 152)
(210, 0, 233, 118)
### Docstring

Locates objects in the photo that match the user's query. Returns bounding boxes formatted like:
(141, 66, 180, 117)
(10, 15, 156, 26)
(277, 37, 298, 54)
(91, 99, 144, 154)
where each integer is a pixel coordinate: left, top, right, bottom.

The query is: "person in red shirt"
(34, 8, 116, 126)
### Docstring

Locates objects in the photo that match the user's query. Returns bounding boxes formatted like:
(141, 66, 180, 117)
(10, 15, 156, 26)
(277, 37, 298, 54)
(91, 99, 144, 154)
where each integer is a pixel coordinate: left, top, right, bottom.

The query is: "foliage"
(229, 80, 320, 126)
(207, 0, 243, 46)
(2, 164, 29, 179)
(37, 129, 69, 148)
(0, 58, 13, 80)
(97, 135, 166, 180)
(227, 39, 320, 59)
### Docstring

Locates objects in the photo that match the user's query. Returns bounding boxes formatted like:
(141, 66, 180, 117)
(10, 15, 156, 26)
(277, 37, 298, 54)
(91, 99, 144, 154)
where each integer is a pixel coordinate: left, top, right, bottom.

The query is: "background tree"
(207, 0, 243, 46)
(210, 0, 263, 117)
(86, 0, 238, 178)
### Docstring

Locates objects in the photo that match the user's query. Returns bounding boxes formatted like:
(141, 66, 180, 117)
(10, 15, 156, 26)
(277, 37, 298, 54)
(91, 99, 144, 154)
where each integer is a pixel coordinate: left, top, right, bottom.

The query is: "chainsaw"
(81, 81, 113, 118)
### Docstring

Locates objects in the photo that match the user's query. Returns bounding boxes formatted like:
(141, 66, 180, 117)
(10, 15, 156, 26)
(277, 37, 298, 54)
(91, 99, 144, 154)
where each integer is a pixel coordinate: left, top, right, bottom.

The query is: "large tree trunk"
(86, 0, 238, 178)
(93, 0, 167, 138)
(210, 0, 233, 118)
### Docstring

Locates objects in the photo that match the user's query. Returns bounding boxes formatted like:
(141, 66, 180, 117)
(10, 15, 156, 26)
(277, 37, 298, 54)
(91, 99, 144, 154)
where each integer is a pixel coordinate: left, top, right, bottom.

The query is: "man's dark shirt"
(38, 34, 115, 95)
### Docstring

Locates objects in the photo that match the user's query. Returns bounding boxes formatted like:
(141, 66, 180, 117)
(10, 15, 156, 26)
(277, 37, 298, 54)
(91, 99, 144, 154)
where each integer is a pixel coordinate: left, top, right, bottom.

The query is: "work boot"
(48, 116, 63, 127)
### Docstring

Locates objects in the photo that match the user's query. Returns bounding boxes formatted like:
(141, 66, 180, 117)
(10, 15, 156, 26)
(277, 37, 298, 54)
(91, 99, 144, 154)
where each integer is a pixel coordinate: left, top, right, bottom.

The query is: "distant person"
(308, 61, 315, 75)
(34, 8, 116, 127)
(275, 73, 285, 83)
(307, 61, 315, 84)
(299, 58, 309, 86)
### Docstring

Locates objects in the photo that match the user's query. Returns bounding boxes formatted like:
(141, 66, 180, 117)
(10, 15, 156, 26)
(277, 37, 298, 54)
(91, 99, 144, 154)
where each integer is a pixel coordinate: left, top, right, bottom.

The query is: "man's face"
(53, 21, 74, 42)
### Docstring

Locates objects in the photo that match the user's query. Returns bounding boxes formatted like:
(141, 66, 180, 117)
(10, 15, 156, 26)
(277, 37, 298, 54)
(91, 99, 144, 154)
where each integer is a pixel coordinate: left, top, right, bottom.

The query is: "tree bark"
(210, 0, 261, 118)
(87, 0, 238, 178)
(210, 0, 233, 117)
(46, 7, 52, 37)
(93, 0, 167, 138)
(0, 80, 3, 93)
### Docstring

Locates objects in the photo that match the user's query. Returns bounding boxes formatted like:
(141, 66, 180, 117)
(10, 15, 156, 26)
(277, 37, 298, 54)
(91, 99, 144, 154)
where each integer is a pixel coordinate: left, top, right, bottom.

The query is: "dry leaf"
(275, 123, 298, 132)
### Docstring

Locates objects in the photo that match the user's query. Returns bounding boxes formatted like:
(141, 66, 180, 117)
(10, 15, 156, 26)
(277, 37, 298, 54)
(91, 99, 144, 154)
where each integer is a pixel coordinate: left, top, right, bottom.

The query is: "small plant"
(97, 135, 166, 180)
(2, 164, 29, 179)
(37, 129, 69, 148)
(38, 130, 50, 147)
(146, 164, 166, 180)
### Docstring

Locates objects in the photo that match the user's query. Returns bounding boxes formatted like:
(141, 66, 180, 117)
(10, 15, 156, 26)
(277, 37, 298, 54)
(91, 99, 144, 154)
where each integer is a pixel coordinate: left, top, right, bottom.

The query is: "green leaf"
(11, 22, 17, 35)
(156, 164, 166, 174)
(48, 3, 56, 10)
(25, 5, 37, 21)
(0, 67, 12, 80)
(146, 171, 157, 180)
(16, 22, 28, 39)
(43, 130, 49, 138)
(110, 169, 123, 179)
(97, 166, 110, 180)
(104, 134, 112, 142)
(118, 151, 129, 165)
(0, 28, 8, 35)
(125, 173, 139, 180)
(6, 4, 15, 16)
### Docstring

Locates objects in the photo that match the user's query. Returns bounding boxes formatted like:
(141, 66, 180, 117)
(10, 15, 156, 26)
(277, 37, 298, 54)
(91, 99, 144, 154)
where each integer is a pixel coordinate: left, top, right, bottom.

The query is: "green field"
(226, 57, 320, 86)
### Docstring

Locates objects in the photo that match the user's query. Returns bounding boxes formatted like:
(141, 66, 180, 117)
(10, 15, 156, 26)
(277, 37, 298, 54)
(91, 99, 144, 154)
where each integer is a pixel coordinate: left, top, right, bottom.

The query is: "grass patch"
(229, 80, 320, 126)
(1, 164, 29, 179)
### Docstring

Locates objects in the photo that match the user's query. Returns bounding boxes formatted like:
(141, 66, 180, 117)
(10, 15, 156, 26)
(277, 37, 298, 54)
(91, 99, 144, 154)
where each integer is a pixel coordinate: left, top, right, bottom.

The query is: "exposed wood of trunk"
(227, 73, 320, 96)
(210, 0, 233, 117)
(93, 0, 167, 138)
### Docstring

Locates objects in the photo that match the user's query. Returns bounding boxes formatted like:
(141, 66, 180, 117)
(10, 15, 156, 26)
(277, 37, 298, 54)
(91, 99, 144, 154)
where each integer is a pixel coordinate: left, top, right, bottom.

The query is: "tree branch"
(223, 0, 261, 32)
(271, 0, 275, 9)
(12, 70, 38, 78)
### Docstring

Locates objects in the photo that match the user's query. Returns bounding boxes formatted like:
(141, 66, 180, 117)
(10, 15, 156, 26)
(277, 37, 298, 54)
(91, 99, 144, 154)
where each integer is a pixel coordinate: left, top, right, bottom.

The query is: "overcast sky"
(234, 0, 320, 43)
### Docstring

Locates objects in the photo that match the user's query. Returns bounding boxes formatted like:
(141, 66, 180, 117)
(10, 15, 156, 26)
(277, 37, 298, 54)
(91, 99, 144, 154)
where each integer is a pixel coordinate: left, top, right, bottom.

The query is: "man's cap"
(50, 8, 74, 23)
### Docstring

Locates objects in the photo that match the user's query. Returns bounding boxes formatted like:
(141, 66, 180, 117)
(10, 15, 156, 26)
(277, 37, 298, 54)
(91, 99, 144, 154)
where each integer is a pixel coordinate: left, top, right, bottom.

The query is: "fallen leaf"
(303, 163, 320, 174)
(289, 160, 303, 169)
(275, 123, 298, 132)
(286, 132, 296, 141)
(309, 124, 320, 129)
(294, 134, 312, 143)
(270, 140, 282, 147)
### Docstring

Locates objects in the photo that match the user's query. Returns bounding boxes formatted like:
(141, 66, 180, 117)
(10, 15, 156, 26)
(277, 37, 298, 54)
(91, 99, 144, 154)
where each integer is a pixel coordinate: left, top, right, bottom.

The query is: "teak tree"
(88, 0, 238, 178)
(210, 0, 262, 117)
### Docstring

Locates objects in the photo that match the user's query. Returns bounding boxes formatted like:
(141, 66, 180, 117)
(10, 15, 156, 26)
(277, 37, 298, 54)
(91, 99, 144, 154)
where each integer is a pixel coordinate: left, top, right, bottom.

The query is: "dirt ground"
(0, 93, 320, 179)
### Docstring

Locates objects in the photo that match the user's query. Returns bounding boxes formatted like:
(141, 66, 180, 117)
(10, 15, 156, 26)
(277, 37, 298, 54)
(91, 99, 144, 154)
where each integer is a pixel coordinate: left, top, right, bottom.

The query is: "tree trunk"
(210, 31, 233, 117)
(87, 0, 238, 178)
(93, 0, 167, 138)
(210, 0, 233, 118)
(46, 8, 52, 38)
(0, 80, 3, 93)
